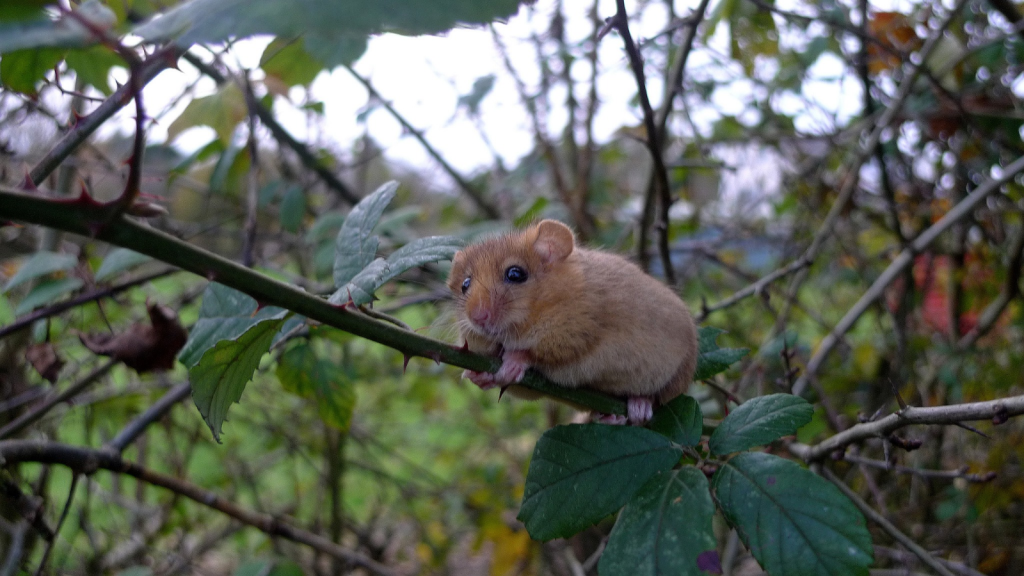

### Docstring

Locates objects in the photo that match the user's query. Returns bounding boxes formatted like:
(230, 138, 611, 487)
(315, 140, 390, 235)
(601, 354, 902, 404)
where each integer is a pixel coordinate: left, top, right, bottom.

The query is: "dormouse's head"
(448, 220, 576, 343)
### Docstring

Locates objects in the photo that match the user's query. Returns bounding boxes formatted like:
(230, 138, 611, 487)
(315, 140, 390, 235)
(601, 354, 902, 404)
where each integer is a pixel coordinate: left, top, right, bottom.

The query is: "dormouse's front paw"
(627, 396, 654, 425)
(463, 370, 500, 390)
(494, 349, 530, 384)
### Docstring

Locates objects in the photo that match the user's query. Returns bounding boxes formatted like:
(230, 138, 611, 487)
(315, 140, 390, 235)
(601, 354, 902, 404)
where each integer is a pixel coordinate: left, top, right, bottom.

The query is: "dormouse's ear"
(447, 251, 466, 290)
(532, 220, 575, 265)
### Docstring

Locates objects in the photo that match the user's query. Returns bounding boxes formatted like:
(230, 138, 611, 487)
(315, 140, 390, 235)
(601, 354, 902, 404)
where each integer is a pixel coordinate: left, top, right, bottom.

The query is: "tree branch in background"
(0, 440, 396, 576)
(637, 0, 711, 271)
(792, 153, 1024, 396)
(105, 382, 192, 453)
(180, 52, 360, 205)
(0, 360, 117, 440)
(789, 393, 1024, 462)
(344, 66, 500, 219)
(606, 0, 676, 284)
(0, 268, 178, 341)
(820, 467, 958, 576)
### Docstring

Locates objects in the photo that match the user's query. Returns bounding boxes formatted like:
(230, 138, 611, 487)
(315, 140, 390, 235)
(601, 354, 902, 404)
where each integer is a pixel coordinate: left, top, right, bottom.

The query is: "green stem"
(0, 186, 626, 416)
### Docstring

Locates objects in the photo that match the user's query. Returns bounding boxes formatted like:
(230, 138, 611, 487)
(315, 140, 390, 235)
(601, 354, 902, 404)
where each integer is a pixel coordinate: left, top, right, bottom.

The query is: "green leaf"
(276, 344, 355, 433)
(95, 248, 152, 282)
(600, 467, 719, 576)
(15, 277, 83, 315)
(648, 394, 703, 446)
(0, 0, 50, 23)
(133, 0, 525, 50)
(709, 394, 812, 455)
(517, 424, 679, 541)
(3, 251, 77, 292)
(330, 235, 462, 306)
(178, 283, 287, 368)
(712, 452, 874, 576)
(0, 47, 64, 94)
(208, 139, 250, 194)
(261, 37, 324, 87)
(279, 185, 306, 233)
(329, 258, 388, 306)
(304, 32, 367, 68)
(694, 327, 748, 380)
(190, 315, 285, 441)
(65, 45, 125, 95)
(166, 82, 247, 144)
(333, 181, 397, 287)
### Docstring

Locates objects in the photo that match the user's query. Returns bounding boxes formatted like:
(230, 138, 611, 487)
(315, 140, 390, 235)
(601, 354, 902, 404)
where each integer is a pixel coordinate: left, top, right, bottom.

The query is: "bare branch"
(106, 382, 192, 453)
(789, 394, 1024, 462)
(0, 360, 117, 440)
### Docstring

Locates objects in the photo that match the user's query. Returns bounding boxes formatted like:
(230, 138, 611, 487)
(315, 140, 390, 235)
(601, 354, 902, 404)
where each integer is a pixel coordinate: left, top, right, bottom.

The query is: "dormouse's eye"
(461, 277, 471, 294)
(504, 265, 528, 284)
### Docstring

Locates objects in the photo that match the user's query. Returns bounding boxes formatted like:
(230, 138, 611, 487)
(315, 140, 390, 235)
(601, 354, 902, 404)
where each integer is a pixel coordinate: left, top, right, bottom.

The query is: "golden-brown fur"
(448, 220, 698, 412)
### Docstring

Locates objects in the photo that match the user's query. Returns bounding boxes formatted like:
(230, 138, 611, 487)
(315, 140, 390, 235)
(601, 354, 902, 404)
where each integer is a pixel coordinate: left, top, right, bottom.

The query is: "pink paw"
(592, 413, 628, 425)
(463, 370, 500, 390)
(494, 349, 530, 384)
(627, 396, 654, 425)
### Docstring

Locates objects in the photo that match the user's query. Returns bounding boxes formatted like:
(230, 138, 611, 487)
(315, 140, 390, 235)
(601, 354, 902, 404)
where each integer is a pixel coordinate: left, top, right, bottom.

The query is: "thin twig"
(344, 65, 500, 219)
(843, 453, 996, 483)
(0, 268, 178, 341)
(698, 256, 811, 321)
(32, 473, 79, 576)
(106, 382, 192, 453)
(0, 360, 117, 440)
(821, 467, 956, 576)
(182, 52, 360, 205)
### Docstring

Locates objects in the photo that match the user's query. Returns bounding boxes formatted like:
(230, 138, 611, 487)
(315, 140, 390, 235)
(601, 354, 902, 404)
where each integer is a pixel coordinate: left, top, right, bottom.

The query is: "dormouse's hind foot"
(591, 412, 628, 425)
(627, 396, 654, 425)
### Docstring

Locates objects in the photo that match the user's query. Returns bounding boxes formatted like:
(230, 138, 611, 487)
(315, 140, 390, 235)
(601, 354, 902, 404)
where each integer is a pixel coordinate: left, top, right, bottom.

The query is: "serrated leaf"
(166, 82, 247, 144)
(276, 344, 355, 433)
(95, 248, 152, 282)
(648, 394, 703, 446)
(695, 327, 748, 380)
(190, 316, 284, 441)
(600, 467, 718, 576)
(279, 185, 306, 233)
(178, 283, 287, 368)
(15, 277, 83, 315)
(329, 258, 388, 306)
(712, 452, 873, 576)
(3, 251, 77, 293)
(517, 424, 679, 541)
(333, 181, 397, 287)
(709, 394, 812, 455)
